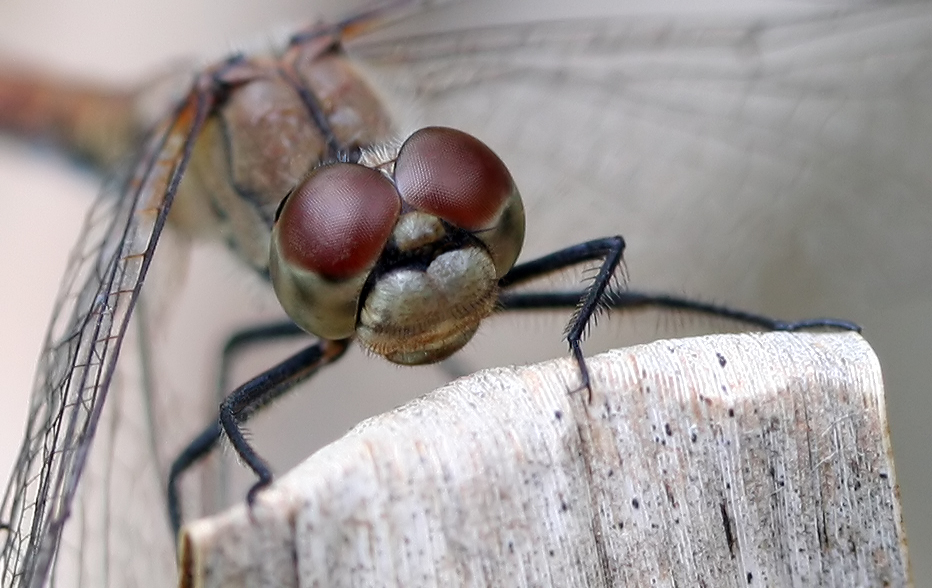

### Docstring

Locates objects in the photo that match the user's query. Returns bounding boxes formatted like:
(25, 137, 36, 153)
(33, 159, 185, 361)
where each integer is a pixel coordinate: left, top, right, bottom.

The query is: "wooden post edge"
(178, 331, 910, 587)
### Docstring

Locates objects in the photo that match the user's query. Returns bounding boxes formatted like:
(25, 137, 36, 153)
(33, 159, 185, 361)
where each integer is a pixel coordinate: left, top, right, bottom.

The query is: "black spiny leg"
(220, 338, 351, 505)
(499, 236, 627, 400)
(215, 321, 307, 401)
(167, 320, 307, 535)
(167, 336, 349, 536)
(496, 235, 861, 402)
(168, 320, 306, 535)
(167, 422, 222, 536)
(499, 290, 860, 333)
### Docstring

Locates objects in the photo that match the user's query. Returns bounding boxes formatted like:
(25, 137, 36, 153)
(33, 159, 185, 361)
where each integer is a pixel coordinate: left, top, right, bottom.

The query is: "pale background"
(0, 0, 929, 585)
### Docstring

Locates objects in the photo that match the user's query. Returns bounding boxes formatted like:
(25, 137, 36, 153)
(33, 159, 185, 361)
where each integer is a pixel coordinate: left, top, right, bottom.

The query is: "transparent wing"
(351, 0, 932, 314)
(0, 89, 209, 587)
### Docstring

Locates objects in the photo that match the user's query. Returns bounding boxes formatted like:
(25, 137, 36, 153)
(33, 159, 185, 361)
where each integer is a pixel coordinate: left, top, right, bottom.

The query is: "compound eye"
(394, 127, 516, 231)
(274, 163, 400, 279)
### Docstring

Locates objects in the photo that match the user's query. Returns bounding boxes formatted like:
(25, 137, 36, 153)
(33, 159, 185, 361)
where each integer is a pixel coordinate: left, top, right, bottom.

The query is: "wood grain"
(179, 332, 909, 587)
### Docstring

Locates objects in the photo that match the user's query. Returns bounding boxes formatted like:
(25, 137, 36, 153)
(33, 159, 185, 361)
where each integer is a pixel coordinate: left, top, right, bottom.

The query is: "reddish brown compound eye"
(275, 163, 400, 279)
(394, 127, 516, 231)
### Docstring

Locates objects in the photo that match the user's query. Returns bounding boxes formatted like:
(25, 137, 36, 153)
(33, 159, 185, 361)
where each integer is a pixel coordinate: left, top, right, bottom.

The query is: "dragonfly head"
(269, 127, 525, 365)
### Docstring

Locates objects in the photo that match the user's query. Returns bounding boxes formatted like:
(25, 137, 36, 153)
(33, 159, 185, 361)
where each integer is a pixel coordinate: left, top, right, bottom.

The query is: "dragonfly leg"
(215, 320, 308, 404)
(498, 289, 861, 333)
(167, 320, 306, 535)
(212, 321, 308, 516)
(166, 336, 349, 537)
(167, 422, 222, 536)
(497, 236, 861, 401)
(601, 292, 861, 332)
(499, 236, 627, 401)
(219, 338, 350, 501)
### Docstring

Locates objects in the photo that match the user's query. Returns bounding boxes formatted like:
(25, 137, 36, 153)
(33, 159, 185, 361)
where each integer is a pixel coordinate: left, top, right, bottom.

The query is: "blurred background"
(0, 0, 929, 585)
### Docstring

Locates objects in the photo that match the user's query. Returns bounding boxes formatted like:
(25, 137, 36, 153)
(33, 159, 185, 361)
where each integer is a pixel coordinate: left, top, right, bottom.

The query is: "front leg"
(499, 236, 627, 399)
(167, 337, 350, 536)
(497, 236, 861, 401)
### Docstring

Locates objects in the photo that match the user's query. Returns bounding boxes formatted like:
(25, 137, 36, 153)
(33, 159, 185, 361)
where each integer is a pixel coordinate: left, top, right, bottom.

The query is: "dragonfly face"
(272, 126, 526, 363)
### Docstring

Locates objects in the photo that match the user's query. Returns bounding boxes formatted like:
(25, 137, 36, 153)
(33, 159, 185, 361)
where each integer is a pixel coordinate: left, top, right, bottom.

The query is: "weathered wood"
(177, 332, 909, 587)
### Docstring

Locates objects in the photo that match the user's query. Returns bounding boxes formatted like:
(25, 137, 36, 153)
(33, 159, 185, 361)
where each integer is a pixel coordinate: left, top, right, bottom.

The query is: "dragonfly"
(1, 1, 930, 586)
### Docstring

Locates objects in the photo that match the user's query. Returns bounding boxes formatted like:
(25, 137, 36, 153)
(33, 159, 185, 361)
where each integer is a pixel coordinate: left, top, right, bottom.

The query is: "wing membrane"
(0, 88, 210, 587)
(351, 2, 932, 310)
